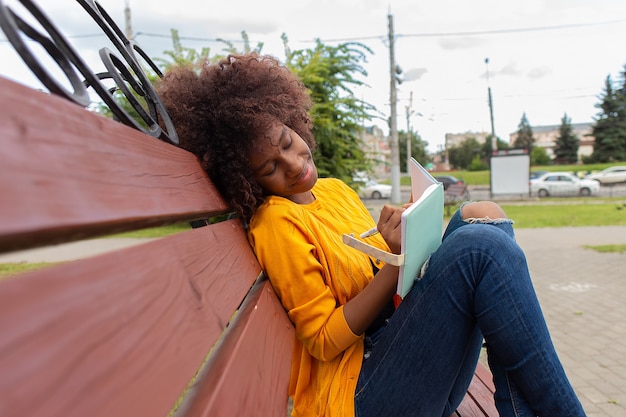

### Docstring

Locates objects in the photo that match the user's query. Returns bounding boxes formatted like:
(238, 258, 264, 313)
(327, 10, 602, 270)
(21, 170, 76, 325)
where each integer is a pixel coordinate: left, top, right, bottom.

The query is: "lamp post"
(405, 91, 413, 174)
(485, 58, 497, 152)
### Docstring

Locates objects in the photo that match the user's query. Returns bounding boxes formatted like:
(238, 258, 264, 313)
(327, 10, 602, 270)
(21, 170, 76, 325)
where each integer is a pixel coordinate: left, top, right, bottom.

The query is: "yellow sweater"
(248, 178, 390, 417)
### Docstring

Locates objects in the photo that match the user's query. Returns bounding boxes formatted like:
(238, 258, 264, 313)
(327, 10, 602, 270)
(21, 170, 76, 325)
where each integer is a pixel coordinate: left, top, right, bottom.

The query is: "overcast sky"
(2, 0, 626, 152)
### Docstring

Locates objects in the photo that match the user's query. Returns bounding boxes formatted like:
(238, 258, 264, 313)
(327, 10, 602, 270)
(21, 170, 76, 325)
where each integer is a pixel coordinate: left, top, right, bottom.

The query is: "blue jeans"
(354, 207, 586, 417)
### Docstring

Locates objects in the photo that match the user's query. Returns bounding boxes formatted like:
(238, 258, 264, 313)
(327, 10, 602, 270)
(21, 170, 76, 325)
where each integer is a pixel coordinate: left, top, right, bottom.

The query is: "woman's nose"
(281, 153, 302, 177)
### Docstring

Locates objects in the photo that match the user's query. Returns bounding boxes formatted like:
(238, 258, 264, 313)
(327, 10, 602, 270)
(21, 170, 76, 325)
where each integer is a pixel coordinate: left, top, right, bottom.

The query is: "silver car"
(530, 172, 600, 197)
(586, 166, 626, 185)
(357, 180, 392, 199)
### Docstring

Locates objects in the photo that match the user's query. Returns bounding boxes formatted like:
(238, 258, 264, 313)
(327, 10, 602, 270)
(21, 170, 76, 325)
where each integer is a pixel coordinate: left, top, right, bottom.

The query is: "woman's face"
(248, 123, 318, 204)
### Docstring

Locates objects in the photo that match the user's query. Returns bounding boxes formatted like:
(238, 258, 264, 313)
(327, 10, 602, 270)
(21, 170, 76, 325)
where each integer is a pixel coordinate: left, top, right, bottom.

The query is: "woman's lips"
(294, 160, 311, 185)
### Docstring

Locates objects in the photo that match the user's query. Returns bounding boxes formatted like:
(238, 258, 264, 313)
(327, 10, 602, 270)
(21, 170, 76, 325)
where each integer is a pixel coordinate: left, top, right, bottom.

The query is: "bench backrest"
(0, 77, 294, 417)
(445, 183, 468, 196)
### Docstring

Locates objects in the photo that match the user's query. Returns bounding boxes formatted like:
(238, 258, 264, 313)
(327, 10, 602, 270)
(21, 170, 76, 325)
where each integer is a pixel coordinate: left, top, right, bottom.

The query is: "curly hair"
(155, 53, 315, 222)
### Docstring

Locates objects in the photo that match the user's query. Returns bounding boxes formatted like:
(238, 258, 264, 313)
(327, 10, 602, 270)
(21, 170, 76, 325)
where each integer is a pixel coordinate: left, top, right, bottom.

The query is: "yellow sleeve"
(248, 203, 361, 362)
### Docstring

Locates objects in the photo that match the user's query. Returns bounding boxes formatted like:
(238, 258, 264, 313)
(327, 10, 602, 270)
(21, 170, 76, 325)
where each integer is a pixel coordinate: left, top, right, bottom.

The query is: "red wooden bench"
(0, 75, 498, 417)
(444, 183, 471, 215)
(0, 3, 497, 415)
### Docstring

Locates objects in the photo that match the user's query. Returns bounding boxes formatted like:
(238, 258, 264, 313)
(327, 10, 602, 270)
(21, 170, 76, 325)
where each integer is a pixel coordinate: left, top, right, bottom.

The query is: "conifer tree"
(590, 69, 626, 162)
(513, 112, 535, 151)
(553, 113, 579, 163)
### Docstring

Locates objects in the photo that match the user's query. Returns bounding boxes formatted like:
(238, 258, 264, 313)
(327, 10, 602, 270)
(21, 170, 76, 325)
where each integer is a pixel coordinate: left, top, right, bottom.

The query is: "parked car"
(586, 166, 626, 185)
(357, 180, 392, 199)
(529, 170, 549, 180)
(530, 172, 600, 197)
(433, 175, 465, 190)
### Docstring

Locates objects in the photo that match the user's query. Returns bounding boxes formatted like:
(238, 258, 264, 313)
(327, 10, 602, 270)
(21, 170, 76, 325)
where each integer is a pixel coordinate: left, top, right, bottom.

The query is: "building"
(359, 125, 391, 178)
(445, 131, 489, 149)
(439, 131, 490, 171)
(508, 123, 594, 162)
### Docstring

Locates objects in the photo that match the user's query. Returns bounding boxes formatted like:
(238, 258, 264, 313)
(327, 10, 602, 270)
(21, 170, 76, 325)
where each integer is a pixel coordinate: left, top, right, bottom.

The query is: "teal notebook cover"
(397, 158, 444, 298)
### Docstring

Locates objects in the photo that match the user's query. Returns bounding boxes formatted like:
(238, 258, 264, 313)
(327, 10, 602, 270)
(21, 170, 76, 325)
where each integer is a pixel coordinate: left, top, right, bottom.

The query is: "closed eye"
(282, 127, 293, 150)
(261, 162, 277, 176)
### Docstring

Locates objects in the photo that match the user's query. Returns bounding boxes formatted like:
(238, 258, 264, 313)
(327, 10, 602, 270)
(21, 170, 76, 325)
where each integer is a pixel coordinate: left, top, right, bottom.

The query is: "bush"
(468, 155, 488, 171)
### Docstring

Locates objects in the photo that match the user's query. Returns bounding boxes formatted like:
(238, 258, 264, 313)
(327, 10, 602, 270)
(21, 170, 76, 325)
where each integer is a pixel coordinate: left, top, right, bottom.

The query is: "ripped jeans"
(354, 205, 586, 417)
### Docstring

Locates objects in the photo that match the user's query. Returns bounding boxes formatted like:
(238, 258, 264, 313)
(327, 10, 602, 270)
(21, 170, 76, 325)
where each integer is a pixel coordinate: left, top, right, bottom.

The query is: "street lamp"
(485, 58, 497, 152)
(405, 91, 413, 174)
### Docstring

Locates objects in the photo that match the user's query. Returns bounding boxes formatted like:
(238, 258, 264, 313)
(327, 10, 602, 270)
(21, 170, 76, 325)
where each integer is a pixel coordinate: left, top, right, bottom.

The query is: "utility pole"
(124, 0, 133, 40)
(405, 91, 413, 174)
(485, 58, 497, 152)
(388, 13, 401, 204)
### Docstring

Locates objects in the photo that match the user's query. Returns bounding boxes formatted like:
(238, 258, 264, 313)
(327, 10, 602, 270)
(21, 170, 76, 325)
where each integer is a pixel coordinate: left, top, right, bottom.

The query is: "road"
(364, 182, 626, 206)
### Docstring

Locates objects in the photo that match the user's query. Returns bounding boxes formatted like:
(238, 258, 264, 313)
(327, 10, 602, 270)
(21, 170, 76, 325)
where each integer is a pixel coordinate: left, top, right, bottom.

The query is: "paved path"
(513, 226, 626, 417)
(1, 225, 625, 416)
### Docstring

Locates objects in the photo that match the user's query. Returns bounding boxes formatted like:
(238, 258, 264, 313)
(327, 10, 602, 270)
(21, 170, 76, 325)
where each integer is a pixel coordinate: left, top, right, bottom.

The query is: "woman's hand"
(377, 205, 406, 254)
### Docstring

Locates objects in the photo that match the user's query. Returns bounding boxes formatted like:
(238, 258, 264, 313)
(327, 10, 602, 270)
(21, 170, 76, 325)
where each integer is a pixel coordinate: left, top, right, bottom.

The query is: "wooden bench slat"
(473, 361, 496, 392)
(177, 278, 294, 417)
(453, 363, 497, 417)
(0, 220, 260, 417)
(0, 77, 228, 252)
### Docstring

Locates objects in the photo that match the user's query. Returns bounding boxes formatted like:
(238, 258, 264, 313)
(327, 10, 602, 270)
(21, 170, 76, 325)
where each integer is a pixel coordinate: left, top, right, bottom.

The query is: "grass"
(585, 244, 626, 254)
(0, 262, 56, 278)
(108, 223, 191, 238)
(498, 202, 626, 228)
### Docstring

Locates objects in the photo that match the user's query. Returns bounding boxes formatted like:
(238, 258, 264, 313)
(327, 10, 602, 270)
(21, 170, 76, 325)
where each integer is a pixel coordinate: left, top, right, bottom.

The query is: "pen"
(360, 227, 379, 239)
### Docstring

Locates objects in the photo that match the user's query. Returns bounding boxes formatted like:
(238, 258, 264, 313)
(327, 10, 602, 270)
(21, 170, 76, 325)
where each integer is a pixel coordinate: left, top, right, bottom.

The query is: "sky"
(2, 0, 626, 153)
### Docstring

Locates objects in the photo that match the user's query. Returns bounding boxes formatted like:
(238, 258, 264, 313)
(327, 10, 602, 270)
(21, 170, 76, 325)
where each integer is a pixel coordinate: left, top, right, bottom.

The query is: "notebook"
(398, 158, 444, 298)
(342, 158, 444, 300)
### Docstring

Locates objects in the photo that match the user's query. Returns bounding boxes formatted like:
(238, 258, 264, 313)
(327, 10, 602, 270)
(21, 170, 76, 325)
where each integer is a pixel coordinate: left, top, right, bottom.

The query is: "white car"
(586, 166, 626, 185)
(530, 172, 600, 197)
(357, 180, 392, 199)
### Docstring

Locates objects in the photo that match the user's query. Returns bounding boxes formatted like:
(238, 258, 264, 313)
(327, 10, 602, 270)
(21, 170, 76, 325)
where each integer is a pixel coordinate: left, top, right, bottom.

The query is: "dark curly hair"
(155, 53, 315, 222)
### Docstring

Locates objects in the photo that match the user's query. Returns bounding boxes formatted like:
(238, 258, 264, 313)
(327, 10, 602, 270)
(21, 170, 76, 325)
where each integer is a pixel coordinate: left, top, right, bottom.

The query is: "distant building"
(439, 131, 490, 171)
(508, 123, 594, 162)
(445, 131, 489, 149)
(359, 125, 390, 178)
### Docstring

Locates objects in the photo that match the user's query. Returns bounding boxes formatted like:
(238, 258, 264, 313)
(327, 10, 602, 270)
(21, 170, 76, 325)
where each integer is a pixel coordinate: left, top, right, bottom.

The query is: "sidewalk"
(513, 226, 626, 417)
(1, 225, 625, 416)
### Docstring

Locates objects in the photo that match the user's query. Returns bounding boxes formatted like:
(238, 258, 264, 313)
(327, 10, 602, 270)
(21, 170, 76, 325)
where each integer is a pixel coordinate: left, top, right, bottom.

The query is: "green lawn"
(0, 262, 56, 278)
(500, 202, 626, 228)
(585, 244, 626, 254)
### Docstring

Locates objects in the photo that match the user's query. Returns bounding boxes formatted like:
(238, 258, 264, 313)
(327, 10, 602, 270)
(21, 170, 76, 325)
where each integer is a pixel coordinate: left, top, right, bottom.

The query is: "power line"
(397, 19, 626, 39)
(5, 18, 621, 45)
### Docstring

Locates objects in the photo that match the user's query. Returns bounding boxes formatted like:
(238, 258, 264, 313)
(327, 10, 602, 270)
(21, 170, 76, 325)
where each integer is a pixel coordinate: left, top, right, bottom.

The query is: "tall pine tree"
(590, 68, 626, 162)
(513, 112, 535, 151)
(553, 113, 579, 164)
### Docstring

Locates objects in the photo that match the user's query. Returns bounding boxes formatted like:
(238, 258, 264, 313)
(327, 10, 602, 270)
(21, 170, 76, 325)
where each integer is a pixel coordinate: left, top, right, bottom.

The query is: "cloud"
(527, 66, 552, 79)
(403, 67, 428, 82)
(498, 63, 523, 77)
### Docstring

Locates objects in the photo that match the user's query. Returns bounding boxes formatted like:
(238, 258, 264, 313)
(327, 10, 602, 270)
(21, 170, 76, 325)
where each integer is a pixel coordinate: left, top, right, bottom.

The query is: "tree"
(398, 130, 429, 173)
(448, 137, 482, 170)
(153, 29, 211, 70)
(95, 32, 378, 183)
(531, 146, 551, 166)
(480, 135, 509, 168)
(553, 113, 580, 164)
(590, 69, 626, 162)
(513, 112, 535, 151)
(285, 39, 375, 183)
(481, 135, 509, 156)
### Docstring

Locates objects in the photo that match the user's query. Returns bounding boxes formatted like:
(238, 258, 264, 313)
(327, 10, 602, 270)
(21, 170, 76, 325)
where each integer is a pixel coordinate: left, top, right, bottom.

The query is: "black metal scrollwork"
(0, 0, 178, 144)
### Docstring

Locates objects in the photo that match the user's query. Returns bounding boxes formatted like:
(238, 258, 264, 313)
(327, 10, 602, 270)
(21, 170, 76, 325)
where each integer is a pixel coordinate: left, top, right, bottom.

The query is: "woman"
(156, 53, 586, 417)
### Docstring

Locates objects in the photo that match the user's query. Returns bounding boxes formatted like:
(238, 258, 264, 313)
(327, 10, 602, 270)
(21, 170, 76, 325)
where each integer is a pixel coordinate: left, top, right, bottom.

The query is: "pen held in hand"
(360, 227, 379, 239)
